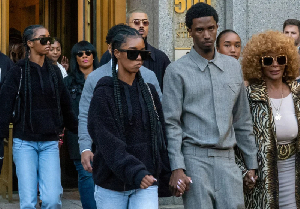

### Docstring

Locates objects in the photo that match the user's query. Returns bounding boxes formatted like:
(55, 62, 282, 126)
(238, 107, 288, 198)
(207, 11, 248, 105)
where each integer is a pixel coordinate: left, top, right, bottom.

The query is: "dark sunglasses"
(30, 37, 55, 45)
(130, 19, 149, 26)
(76, 50, 92, 57)
(118, 49, 151, 60)
(261, 55, 287, 67)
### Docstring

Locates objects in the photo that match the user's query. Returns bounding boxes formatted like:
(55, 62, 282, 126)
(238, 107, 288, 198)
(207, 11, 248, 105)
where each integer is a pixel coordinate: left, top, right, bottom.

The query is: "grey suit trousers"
(182, 145, 245, 209)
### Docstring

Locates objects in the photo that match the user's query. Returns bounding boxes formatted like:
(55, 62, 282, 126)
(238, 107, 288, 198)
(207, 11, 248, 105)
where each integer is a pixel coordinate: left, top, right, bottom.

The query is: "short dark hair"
(283, 19, 300, 33)
(216, 29, 240, 48)
(126, 9, 147, 23)
(106, 24, 131, 44)
(185, 3, 218, 29)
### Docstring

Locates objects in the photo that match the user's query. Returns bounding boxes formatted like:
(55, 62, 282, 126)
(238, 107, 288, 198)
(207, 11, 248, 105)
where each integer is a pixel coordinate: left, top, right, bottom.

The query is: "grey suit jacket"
(163, 47, 258, 171)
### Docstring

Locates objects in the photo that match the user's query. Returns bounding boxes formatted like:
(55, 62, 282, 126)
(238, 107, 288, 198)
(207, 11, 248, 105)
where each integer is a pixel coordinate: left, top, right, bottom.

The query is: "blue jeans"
(94, 185, 158, 209)
(73, 160, 96, 209)
(13, 138, 63, 209)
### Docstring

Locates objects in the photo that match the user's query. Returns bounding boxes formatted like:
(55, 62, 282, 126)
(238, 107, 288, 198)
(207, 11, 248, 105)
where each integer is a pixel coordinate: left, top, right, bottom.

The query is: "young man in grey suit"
(162, 3, 258, 208)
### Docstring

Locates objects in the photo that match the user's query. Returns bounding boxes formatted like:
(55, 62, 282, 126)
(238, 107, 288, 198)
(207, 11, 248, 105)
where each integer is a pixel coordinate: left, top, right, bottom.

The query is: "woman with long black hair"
(88, 27, 175, 208)
(63, 40, 100, 209)
(0, 25, 77, 208)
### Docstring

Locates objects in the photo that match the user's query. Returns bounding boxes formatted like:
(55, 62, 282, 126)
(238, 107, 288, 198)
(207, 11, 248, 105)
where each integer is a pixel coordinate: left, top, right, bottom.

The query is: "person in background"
(63, 40, 100, 209)
(9, 28, 25, 63)
(99, 23, 127, 66)
(47, 38, 68, 78)
(0, 51, 13, 175)
(283, 19, 300, 52)
(0, 25, 78, 209)
(242, 30, 300, 209)
(100, 10, 170, 91)
(216, 29, 242, 60)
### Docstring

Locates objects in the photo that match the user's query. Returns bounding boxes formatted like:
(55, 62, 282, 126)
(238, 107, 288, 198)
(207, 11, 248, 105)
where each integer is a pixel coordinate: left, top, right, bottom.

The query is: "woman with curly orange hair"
(241, 30, 300, 209)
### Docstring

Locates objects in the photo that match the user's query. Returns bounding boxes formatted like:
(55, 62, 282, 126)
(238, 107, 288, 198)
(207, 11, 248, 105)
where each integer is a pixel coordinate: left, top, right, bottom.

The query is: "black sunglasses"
(76, 50, 93, 57)
(118, 49, 151, 60)
(261, 55, 287, 67)
(30, 37, 55, 45)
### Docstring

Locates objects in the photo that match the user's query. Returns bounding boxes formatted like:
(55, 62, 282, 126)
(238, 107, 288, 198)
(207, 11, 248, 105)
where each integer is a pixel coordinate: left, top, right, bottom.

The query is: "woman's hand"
(61, 56, 69, 72)
(140, 175, 157, 189)
(243, 169, 258, 191)
(169, 169, 192, 197)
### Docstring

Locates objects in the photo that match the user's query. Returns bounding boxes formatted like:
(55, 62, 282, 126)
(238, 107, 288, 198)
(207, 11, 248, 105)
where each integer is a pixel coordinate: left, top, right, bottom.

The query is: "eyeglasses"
(261, 55, 287, 67)
(130, 19, 149, 26)
(76, 50, 92, 57)
(30, 37, 55, 45)
(118, 49, 151, 60)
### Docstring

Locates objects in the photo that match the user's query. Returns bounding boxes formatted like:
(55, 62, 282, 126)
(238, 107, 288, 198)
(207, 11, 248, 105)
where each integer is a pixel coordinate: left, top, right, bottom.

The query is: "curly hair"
(185, 3, 218, 29)
(242, 31, 299, 84)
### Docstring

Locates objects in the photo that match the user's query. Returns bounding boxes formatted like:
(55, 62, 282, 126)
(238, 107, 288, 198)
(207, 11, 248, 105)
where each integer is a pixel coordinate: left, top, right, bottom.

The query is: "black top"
(0, 52, 14, 89)
(0, 59, 78, 141)
(99, 40, 170, 91)
(88, 76, 171, 194)
(63, 71, 86, 160)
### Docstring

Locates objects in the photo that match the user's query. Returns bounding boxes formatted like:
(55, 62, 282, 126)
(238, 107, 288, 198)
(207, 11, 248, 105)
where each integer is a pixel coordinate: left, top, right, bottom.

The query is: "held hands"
(61, 56, 69, 72)
(243, 169, 258, 191)
(81, 150, 94, 173)
(140, 175, 157, 189)
(169, 169, 192, 197)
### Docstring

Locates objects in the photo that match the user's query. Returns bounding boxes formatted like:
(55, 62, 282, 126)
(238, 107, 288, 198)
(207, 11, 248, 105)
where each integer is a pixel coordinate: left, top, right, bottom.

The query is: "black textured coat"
(0, 59, 78, 141)
(88, 76, 171, 195)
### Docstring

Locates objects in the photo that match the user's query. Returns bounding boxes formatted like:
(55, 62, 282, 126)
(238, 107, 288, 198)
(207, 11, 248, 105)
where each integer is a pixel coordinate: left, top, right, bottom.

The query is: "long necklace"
(270, 89, 283, 121)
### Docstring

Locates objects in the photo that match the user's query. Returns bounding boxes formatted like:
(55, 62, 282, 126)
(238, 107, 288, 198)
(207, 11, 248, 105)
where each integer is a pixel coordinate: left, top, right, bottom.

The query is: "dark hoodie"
(0, 58, 78, 141)
(88, 75, 171, 194)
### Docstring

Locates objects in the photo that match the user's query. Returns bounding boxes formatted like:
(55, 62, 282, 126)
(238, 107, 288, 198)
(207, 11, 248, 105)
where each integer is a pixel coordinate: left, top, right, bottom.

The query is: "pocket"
(13, 138, 23, 149)
(227, 83, 241, 94)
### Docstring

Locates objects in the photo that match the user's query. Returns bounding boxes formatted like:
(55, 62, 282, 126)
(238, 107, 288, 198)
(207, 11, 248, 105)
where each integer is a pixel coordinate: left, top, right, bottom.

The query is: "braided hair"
(111, 27, 159, 168)
(22, 25, 62, 132)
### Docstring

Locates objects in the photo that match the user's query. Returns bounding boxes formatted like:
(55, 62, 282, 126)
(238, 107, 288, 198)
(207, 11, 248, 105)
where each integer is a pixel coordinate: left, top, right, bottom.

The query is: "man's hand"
(81, 150, 94, 173)
(169, 169, 192, 197)
(140, 175, 157, 189)
(243, 169, 258, 191)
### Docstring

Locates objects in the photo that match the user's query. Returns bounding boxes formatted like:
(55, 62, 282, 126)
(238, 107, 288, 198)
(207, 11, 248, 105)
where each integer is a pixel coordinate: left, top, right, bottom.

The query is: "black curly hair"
(106, 23, 130, 44)
(185, 2, 218, 29)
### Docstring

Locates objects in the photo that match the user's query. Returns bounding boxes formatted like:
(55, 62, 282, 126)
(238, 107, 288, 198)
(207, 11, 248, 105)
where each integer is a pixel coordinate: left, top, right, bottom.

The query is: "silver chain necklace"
(270, 89, 283, 121)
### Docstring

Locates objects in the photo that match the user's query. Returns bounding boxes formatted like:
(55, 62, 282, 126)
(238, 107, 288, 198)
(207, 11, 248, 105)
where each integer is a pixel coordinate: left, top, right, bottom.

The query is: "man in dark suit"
(100, 10, 170, 91)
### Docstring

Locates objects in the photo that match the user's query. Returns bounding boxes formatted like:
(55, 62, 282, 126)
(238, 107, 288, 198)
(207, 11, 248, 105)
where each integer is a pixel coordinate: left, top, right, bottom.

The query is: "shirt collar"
(145, 41, 156, 61)
(189, 47, 224, 72)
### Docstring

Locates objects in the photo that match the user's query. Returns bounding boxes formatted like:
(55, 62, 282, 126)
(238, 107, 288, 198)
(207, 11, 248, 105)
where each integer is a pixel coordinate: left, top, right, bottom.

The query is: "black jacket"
(99, 40, 170, 91)
(0, 59, 78, 141)
(88, 76, 171, 194)
(63, 71, 85, 160)
(0, 52, 14, 89)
